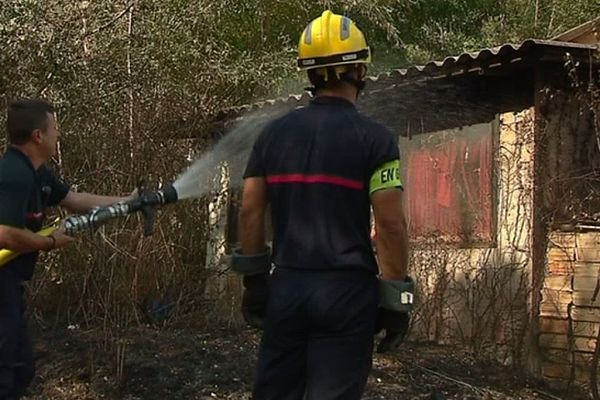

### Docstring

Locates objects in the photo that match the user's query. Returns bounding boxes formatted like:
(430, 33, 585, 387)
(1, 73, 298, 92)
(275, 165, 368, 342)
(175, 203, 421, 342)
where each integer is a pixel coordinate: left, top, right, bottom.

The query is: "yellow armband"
(369, 160, 402, 194)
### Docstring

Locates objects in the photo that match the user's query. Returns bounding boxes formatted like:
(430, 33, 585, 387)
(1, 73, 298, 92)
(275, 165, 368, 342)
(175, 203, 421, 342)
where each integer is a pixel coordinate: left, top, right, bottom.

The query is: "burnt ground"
(24, 326, 583, 400)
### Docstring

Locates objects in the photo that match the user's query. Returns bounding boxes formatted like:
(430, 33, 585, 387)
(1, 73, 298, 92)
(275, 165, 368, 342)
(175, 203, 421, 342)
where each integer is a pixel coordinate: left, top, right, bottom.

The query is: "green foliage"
(389, 0, 598, 65)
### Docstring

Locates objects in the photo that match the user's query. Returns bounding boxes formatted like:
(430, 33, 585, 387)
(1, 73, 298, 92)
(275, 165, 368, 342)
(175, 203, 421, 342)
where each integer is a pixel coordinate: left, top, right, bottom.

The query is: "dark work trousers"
(252, 267, 379, 400)
(0, 269, 34, 400)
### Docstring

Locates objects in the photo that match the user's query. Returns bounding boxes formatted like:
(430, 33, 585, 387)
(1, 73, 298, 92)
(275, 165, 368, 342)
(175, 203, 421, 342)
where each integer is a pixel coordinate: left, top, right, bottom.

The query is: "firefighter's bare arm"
(371, 188, 413, 353)
(0, 224, 73, 253)
(239, 177, 268, 255)
(60, 191, 132, 214)
(371, 188, 408, 281)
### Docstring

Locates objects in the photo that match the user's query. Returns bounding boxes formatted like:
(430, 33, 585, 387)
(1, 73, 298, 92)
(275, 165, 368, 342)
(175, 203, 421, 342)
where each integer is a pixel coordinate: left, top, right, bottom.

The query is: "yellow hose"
(0, 225, 58, 267)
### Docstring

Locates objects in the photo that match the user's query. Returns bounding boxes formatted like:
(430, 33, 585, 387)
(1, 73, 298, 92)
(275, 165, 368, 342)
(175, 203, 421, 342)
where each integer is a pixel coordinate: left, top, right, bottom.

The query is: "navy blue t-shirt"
(0, 147, 70, 280)
(244, 96, 400, 273)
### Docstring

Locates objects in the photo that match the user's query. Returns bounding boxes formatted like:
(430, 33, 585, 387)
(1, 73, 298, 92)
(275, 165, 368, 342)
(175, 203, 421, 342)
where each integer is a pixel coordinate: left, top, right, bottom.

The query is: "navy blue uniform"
(244, 96, 400, 400)
(0, 147, 69, 399)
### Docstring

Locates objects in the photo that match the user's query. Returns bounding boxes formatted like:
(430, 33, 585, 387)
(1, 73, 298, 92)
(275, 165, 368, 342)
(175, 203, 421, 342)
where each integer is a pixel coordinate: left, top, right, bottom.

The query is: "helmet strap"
(305, 64, 367, 97)
(304, 86, 318, 96)
(341, 65, 367, 98)
(341, 75, 366, 93)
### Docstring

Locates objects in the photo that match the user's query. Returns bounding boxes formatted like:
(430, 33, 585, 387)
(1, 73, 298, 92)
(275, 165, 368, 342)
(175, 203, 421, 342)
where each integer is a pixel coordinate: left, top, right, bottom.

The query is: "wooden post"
(529, 65, 547, 375)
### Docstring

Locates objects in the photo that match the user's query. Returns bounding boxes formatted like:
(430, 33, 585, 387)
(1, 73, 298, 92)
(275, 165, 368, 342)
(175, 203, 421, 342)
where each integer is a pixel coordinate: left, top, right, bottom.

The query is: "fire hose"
(0, 184, 178, 267)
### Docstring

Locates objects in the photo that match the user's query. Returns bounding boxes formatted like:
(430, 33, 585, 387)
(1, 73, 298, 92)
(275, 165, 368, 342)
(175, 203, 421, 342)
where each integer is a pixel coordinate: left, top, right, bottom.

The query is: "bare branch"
(83, 2, 135, 38)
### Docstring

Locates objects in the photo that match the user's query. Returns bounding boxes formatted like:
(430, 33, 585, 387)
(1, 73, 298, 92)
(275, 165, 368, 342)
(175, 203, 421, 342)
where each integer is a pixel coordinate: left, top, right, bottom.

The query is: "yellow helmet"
(297, 10, 371, 72)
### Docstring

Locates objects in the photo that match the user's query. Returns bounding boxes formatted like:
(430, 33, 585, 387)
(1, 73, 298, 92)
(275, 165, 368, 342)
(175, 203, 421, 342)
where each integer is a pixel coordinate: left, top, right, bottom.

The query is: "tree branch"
(83, 2, 134, 38)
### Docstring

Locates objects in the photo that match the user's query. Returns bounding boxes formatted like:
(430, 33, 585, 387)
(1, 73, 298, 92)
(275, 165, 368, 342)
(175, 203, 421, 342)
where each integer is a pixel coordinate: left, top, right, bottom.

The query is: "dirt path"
(25, 327, 579, 400)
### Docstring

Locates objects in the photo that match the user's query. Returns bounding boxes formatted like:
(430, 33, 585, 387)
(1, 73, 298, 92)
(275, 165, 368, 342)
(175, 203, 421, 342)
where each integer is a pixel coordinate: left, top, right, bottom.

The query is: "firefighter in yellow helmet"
(232, 10, 412, 400)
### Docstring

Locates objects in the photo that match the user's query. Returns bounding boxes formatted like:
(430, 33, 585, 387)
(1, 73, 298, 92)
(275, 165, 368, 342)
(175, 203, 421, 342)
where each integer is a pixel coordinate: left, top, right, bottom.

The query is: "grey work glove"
(376, 276, 415, 353)
(241, 273, 269, 329)
(375, 308, 410, 353)
(230, 247, 271, 329)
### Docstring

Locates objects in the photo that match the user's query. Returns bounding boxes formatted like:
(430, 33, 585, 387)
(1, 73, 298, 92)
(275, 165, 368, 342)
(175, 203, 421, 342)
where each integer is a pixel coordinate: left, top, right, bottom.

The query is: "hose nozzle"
(130, 183, 179, 236)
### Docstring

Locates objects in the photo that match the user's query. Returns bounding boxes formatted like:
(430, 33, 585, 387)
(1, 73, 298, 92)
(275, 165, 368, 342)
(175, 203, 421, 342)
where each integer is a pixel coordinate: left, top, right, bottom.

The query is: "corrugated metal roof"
(552, 16, 600, 43)
(368, 39, 595, 82)
(214, 39, 597, 123)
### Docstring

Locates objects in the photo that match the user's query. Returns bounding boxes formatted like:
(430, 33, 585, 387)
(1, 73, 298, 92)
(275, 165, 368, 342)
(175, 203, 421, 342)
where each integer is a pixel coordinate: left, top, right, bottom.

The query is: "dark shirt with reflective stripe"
(0, 147, 70, 280)
(244, 96, 400, 273)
